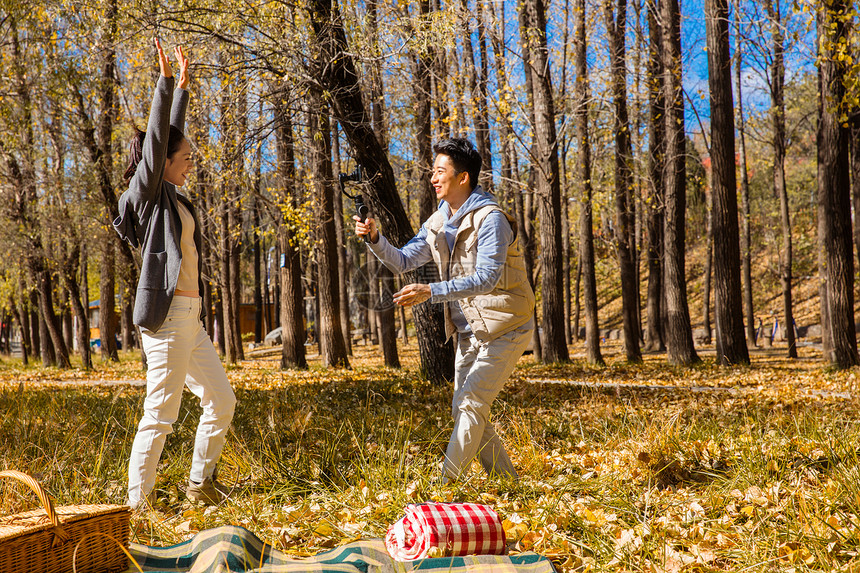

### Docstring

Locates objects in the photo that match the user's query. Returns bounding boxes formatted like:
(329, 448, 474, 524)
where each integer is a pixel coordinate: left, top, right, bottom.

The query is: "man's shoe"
(186, 477, 230, 505)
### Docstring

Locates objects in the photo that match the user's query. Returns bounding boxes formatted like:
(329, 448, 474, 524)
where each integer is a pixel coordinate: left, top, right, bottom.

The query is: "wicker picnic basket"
(0, 470, 130, 573)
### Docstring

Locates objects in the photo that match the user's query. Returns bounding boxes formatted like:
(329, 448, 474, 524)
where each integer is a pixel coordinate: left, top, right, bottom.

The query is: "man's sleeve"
(428, 211, 512, 302)
(367, 224, 433, 274)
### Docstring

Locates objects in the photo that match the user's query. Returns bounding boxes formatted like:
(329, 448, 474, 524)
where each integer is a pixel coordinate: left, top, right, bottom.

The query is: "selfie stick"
(339, 167, 368, 242)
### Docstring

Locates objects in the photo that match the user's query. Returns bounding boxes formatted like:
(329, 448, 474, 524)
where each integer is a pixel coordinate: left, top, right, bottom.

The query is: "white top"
(175, 201, 199, 295)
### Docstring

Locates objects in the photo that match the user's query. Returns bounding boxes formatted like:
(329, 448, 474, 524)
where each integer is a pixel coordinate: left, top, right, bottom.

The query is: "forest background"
(0, 0, 852, 376)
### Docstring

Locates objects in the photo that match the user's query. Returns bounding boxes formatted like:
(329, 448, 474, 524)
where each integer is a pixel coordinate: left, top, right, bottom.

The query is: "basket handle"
(0, 470, 70, 546)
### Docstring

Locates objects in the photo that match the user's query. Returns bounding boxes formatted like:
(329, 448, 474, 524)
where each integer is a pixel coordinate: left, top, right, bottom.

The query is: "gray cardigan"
(113, 76, 203, 333)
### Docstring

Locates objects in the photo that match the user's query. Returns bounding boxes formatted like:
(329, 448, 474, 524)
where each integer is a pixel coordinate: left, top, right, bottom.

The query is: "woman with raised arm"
(113, 39, 236, 509)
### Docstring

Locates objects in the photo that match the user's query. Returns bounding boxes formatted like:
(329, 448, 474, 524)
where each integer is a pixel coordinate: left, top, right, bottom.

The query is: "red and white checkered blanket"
(385, 503, 506, 562)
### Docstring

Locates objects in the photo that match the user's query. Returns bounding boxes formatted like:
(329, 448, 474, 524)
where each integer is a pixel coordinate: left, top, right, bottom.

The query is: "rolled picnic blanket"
(385, 502, 506, 562)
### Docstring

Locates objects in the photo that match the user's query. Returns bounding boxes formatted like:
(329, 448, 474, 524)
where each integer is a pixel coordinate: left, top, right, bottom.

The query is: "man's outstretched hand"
(392, 283, 431, 307)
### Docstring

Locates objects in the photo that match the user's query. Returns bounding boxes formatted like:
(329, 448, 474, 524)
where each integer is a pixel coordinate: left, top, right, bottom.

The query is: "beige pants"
(128, 296, 236, 506)
(442, 321, 533, 480)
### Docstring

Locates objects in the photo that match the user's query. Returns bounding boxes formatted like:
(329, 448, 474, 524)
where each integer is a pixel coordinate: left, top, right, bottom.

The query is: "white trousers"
(127, 297, 236, 506)
(442, 321, 533, 481)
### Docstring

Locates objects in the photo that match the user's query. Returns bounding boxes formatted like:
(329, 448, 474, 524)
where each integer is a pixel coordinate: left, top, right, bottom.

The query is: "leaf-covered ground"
(2, 341, 859, 572)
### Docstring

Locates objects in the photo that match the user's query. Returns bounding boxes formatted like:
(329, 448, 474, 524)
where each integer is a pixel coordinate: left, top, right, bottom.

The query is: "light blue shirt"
(367, 187, 512, 333)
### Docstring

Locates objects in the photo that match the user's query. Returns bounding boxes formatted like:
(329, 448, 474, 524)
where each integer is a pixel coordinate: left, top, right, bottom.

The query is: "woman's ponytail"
(123, 126, 186, 186)
(123, 129, 146, 186)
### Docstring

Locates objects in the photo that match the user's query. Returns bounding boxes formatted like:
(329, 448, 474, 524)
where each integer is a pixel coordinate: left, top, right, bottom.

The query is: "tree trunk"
(16, 280, 31, 364)
(414, 0, 436, 222)
(407, 0, 447, 355)
(229, 218, 245, 357)
(605, 0, 642, 362)
(460, 0, 493, 192)
(366, 255, 380, 344)
(332, 121, 353, 355)
(98, 242, 119, 360)
(60, 251, 92, 370)
(645, 0, 665, 352)
(705, 0, 749, 365)
(307, 0, 454, 382)
(119, 276, 134, 351)
(278, 226, 307, 369)
(28, 289, 40, 360)
(763, 0, 796, 358)
(230, 84, 246, 361)
(189, 105, 215, 340)
(431, 0, 451, 140)
(517, 1, 542, 364)
(273, 84, 308, 369)
(661, 0, 699, 365)
(575, 0, 603, 364)
(40, 315, 54, 366)
(61, 291, 74, 355)
(252, 111, 264, 343)
(631, 0, 645, 342)
(702, 191, 713, 345)
(491, 0, 542, 356)
(308, 94, 350, 368)
(399, 303, 409, 343)
(853, 123, 860, 301)
(572, 257, 582, 341)
(34, 285, 53, 367)
(312, 263, 321, 356)
(563, 188, 572, 345)
(377, 265, 400, 367)
(515, 160, 542, 362)
(10, 297, 28, 365)
(366, 0, 388, 150)
(219, 199, 236, 362)
(734, 0, 756, 348)
(521, 0, 569, 363)
(253, 198, 264, 345)
(218, 63, 244, 363)
(817, 0, 859, 368)
(34, 263, 71, 368)
(560, 0, 572, 346)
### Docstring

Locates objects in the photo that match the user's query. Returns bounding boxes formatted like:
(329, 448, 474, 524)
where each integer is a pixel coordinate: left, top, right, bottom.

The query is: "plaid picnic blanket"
(126, 525, 556, 573)
(385, 503, 506, 561)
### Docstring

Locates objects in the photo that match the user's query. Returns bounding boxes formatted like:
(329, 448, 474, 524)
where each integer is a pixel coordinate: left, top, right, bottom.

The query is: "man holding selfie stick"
(354, 138, 535, 483)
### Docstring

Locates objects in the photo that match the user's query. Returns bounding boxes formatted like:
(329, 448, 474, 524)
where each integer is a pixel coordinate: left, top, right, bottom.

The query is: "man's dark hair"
(433, 138, 482, 190)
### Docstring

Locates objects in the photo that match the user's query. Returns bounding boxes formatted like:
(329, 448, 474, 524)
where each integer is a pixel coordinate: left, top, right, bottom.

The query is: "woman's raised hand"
(174, 46, 190, 89)
(155, 37, 172, 78)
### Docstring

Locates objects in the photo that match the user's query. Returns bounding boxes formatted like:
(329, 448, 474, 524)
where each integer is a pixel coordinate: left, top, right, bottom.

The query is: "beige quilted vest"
(426, 204, 535, 342)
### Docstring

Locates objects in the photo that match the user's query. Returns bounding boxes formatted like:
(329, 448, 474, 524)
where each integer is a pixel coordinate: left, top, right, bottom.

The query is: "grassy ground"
(1, 340, 860, 572)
